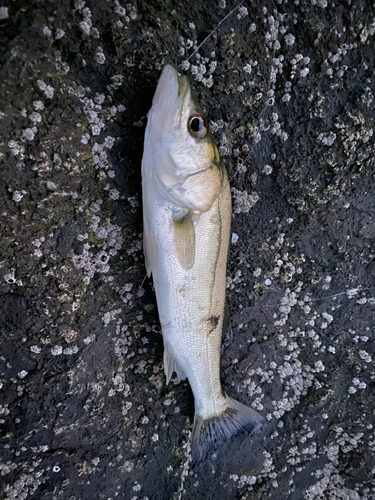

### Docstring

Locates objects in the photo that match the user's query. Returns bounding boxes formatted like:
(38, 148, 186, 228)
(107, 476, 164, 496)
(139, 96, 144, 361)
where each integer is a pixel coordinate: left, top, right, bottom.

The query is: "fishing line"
(236, 286, 375, 313)
(179, 0, 246, 67)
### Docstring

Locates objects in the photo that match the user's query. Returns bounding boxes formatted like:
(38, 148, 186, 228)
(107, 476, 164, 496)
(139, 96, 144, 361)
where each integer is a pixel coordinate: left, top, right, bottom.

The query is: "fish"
(141, 65, 264, 461)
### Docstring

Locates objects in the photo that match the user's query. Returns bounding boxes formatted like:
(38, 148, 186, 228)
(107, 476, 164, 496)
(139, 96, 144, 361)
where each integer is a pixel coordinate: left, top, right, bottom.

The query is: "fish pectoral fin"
(172, 211, 195, 270)
(163, 344, 186, 384)
(143, 226, 157, 277)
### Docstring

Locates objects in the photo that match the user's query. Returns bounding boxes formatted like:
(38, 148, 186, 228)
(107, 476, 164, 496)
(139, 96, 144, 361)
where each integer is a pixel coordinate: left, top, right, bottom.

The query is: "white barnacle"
(285, 34, 295, 46)
(95, 47, 106, 64)
(359, 350, 372, 363)
(51, 345, 63, 356)
(29, 112, 42, 123)
(22, 128, 35, 141)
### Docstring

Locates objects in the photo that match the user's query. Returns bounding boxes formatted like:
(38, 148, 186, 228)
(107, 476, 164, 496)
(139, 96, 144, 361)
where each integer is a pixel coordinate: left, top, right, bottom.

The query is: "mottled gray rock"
(1, 0, 375, 499)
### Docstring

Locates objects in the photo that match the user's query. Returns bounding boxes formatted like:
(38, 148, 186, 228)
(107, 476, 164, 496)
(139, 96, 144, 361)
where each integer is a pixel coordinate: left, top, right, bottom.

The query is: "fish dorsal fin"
(172, 211, 195, 270)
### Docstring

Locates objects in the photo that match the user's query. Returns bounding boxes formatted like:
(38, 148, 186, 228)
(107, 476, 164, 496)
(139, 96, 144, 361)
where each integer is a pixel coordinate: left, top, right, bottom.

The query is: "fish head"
(143, 65, 222, 212)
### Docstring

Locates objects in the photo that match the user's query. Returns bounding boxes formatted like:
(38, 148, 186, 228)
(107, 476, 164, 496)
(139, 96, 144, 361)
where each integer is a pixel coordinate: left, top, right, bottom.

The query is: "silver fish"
(142, 65, 263, 460)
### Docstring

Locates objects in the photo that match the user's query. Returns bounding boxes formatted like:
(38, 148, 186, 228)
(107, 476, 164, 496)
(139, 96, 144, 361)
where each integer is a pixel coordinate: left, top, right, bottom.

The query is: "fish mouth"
(152, 65, 191, 115)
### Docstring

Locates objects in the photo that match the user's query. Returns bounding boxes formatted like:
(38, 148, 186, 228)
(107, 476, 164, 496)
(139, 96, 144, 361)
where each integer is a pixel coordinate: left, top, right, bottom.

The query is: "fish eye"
(188, 113, 209, 140)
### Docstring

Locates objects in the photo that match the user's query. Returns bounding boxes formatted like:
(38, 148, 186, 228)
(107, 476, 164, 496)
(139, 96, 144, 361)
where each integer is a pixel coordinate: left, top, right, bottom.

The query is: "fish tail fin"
(191, 395, 264, 462)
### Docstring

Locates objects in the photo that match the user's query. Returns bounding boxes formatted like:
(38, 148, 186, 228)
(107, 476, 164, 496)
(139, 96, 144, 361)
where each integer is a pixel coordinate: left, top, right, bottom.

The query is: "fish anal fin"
(173, 212, 195, 270)
(143, 226, 156, 277)
(163, 344, 186, 384)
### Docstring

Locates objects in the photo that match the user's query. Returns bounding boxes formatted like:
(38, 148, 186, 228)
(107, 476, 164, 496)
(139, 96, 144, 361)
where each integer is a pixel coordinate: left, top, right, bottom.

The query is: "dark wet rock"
(1, 0, 375, 499)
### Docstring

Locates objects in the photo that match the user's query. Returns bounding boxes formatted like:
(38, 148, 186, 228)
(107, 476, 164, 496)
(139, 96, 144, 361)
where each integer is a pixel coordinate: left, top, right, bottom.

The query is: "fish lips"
(151, 65, 191, 127)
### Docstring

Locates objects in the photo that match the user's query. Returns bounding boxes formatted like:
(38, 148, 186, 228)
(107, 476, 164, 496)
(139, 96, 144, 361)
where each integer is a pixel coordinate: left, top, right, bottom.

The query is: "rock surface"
(1, 0, 375, 499)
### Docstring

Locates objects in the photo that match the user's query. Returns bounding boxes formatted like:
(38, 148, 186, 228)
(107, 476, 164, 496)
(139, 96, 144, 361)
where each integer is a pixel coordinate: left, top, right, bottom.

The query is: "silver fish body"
(142, 65, 263, 460)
